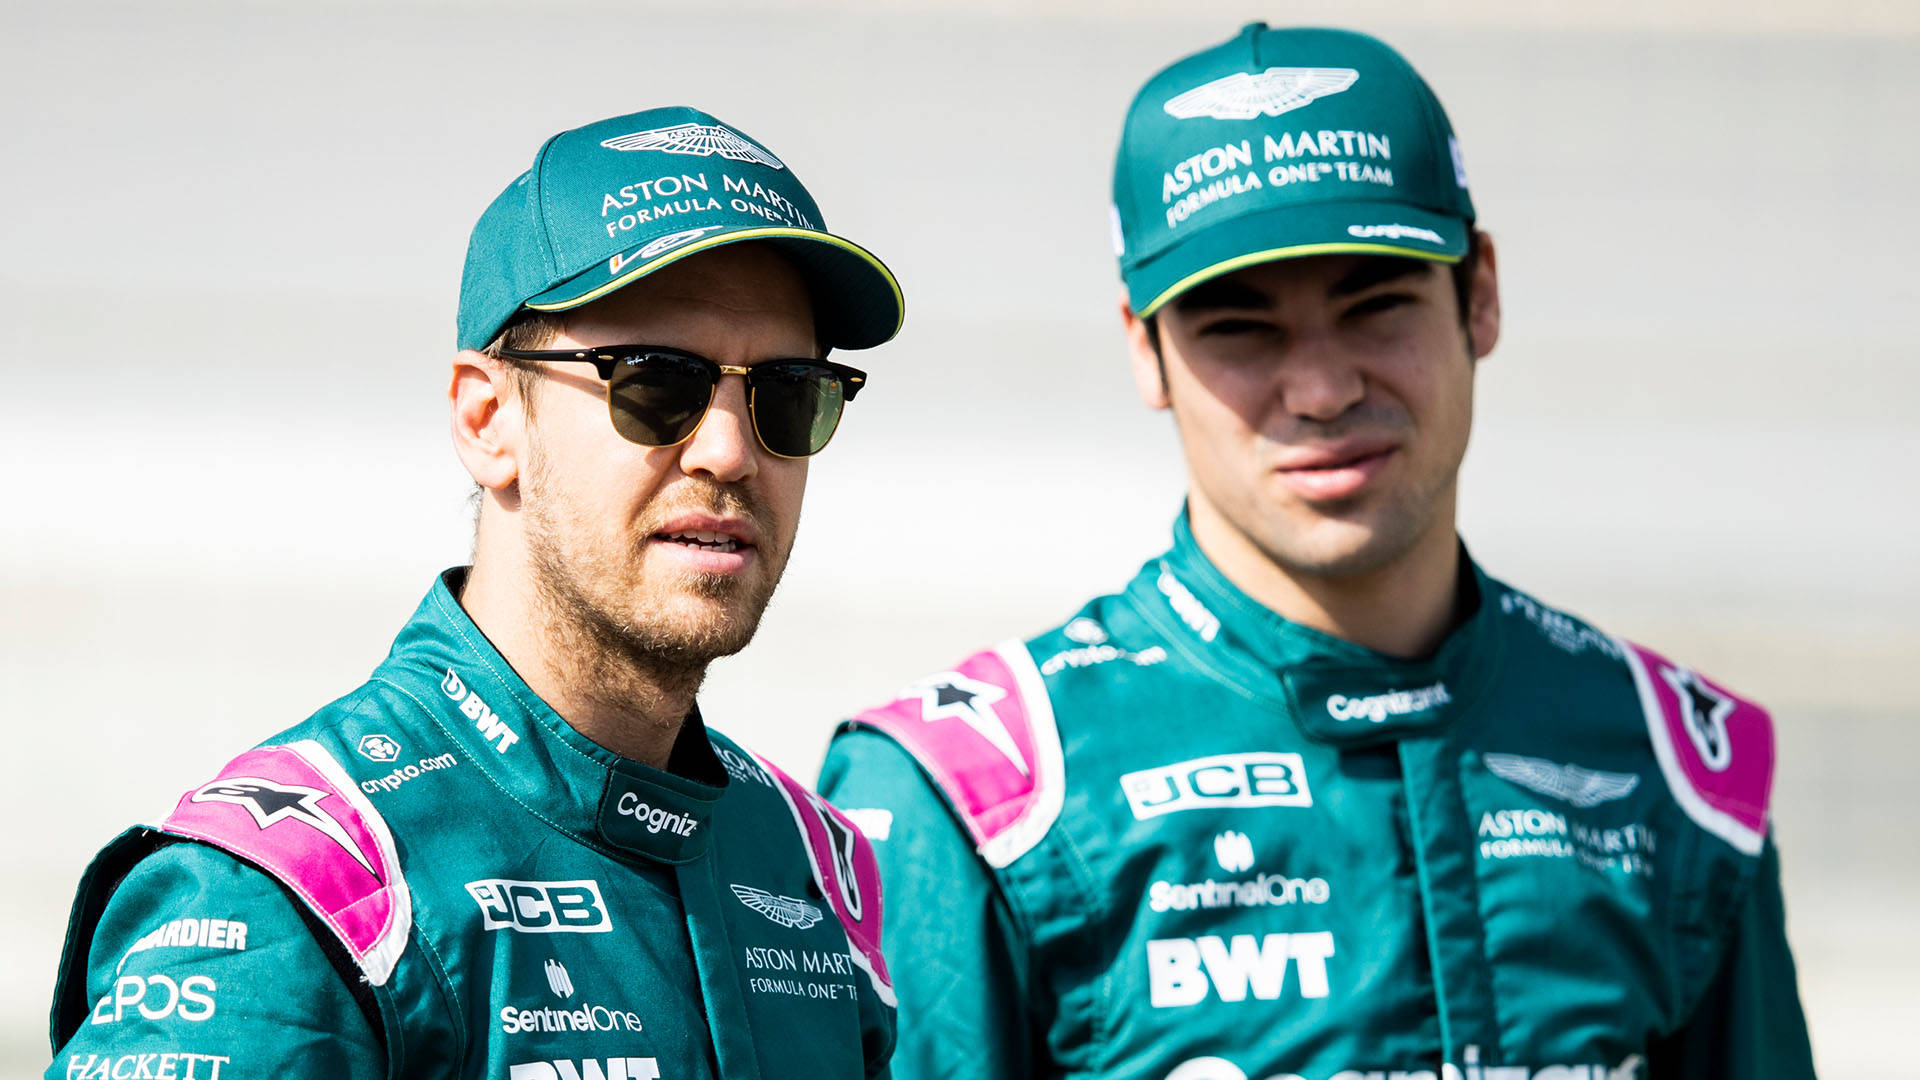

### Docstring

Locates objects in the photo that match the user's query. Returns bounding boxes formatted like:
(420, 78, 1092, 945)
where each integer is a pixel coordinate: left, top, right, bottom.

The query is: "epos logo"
(1120, 753, 1312, 819)
(90, 974, 217, 1024)
(467, 879, 612, 934)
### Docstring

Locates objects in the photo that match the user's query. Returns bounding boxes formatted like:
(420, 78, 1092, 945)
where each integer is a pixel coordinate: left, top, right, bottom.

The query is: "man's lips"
(1274, 439, 1400, 502)
(647, 513, 758, 571)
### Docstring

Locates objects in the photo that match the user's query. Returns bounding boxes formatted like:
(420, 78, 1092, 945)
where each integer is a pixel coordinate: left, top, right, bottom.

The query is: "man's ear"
(1121, 290, 1170, 411)
(450, 351, 523, 493)
(1467, 230, 1501, 362)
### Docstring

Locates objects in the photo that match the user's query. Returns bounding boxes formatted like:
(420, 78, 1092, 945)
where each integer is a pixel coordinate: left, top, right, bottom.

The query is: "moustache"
(1265, 402, 1413, 445)
(638, 481, 777, 545)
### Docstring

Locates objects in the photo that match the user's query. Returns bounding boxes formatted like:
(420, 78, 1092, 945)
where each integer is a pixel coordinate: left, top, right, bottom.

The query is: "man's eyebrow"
(1328, 257, 1434, 299)
(1172, 277, 1272, 313)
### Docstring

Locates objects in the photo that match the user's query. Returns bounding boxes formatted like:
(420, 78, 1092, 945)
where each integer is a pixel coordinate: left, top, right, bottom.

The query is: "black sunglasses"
(498, 346, 867, 459)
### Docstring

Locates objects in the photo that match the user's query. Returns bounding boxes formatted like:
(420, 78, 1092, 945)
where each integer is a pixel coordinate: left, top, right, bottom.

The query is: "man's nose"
(1276, 335, 1366, 421)
(678, 372, 758, 481)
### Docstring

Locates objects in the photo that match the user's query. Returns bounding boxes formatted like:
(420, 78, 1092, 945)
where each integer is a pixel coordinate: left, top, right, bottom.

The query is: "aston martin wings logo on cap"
(1484, 753, 1641, 809)
(600, 123, 786, 170)
(731, 884, 824, 929)
(1164, 67, 1360, 121)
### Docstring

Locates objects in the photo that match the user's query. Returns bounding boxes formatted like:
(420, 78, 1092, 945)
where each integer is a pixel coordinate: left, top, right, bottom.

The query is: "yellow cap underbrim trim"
(526, 226, 904, 327)
(1137, 242, 1462, 319)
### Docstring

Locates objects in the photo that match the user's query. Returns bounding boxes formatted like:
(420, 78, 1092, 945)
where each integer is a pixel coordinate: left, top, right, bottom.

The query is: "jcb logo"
(1120, 753, 1312, 819)
(1147, 931, 1336, 1007)
(467, 879, 611, 934)
(508, 1059, 659, 1080)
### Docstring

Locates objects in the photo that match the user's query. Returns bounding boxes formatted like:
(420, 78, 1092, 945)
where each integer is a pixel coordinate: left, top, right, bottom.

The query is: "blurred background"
(3, 0, 1915, 1075)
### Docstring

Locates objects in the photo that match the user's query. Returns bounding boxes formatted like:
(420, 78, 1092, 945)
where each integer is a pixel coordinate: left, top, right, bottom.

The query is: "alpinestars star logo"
(1662, 665, 1735, 772)
(1163, 67, 1360, 121)
(190, 778, 379, 877)
(731, 884, 824, 930)
(1484, 753, 1641, 808)
(909, 673, 1028, 777)
(600, 123, 786, 169)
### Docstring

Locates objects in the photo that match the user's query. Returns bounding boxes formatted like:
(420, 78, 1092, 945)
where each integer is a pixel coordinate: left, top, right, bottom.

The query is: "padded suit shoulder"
(144, 739, 412, 983)
(842, 640, 1065, 869)
(48, 835, 384, 1079)
(1611, 636, 1775, 857)
(1491, 583, 1778, 859)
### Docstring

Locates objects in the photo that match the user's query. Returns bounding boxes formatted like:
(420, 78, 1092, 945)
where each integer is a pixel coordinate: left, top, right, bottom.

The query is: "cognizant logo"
(613, 792, 699, 837)
(1325, 681, 1450, 724)
(1160, 1047, 1645, 1080)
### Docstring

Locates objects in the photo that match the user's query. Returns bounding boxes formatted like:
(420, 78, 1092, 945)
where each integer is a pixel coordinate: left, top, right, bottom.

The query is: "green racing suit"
(48, 570, 896, 1080)
(820, 514, 1815, 1080)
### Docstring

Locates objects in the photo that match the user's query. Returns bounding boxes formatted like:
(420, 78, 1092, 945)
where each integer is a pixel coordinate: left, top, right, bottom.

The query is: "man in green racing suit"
(820, 25, 1817, 1080)
(48, 106, 904, 1080)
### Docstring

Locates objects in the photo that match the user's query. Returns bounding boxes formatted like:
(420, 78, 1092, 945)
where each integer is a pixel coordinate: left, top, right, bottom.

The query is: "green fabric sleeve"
(1649, 836, 1818, 1079)
(821, 728, 1036, 1080)
(47, 841, 385, 1080)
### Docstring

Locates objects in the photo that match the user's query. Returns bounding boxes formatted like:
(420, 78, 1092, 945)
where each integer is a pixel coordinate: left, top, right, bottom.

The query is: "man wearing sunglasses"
(820, 25, 1817, 1080)
(47, 107, 901, 1080)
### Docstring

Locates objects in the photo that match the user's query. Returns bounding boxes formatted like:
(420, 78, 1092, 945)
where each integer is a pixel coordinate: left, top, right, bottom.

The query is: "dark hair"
(482, 310, 569, 420)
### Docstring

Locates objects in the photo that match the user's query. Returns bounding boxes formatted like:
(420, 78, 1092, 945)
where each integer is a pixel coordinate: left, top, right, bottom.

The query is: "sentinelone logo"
(1325, 681, 1449, 724)
(1150, 831, 1330, 913)
(501, 956, 644, 1034)
(1150, 872, 1330, 914)
(501, 1002, 643, 1036)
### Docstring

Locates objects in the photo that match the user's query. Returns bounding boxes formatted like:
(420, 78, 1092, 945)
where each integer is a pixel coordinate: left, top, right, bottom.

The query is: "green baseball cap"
(458, 106, 903, 352)
(1113, 24, 1476, 318)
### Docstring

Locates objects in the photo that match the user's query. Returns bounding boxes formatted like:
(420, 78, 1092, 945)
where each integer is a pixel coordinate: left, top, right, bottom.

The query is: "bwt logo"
(508, 1059, 660, 1080)
(1213, 831, 1255, 874)
(443, 668, 520, 753)
(1147, 931, 1336, 1007)
(467, 879, 612, 934)
(1121, 753, 1312, 819)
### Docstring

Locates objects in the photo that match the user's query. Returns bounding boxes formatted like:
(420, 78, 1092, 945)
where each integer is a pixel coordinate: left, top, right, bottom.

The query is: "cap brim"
(525, 226, 904, 351)
(1128, 200, 1470, 318)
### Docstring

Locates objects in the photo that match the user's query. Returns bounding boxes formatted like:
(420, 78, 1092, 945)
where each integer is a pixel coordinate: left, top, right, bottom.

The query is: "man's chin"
(629, 584, 774, 658)
(1261, 515, 1417, 581)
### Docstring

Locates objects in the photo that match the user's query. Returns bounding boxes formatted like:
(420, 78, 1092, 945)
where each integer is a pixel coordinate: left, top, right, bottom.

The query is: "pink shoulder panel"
(1617, 639, 1775, 857)
(157, 739, 411, 985)
(751, 753, 895, 1007)
(848, 640, 1064, 869)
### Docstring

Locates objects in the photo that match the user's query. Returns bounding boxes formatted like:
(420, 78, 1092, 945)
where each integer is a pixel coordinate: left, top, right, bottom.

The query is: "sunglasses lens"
(752, 363, 849, 457)
(606, 353, 717, 447)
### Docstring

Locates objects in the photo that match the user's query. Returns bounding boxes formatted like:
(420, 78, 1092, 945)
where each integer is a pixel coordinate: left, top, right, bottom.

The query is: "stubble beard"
(1260, 481, 1442, 582)
(520, 448, 790, 699)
